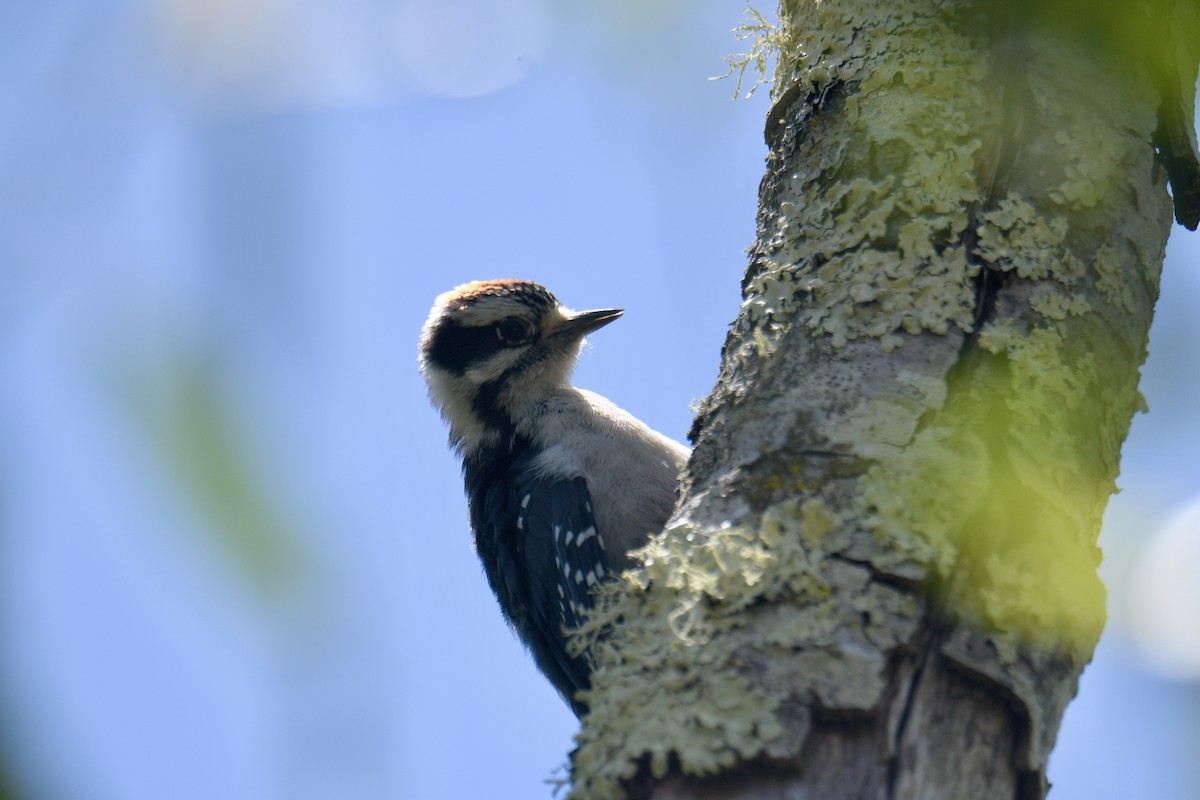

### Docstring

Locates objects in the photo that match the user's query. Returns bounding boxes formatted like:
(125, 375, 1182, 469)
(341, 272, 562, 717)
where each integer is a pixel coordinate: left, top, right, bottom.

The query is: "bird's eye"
(496, 317, 534, 344)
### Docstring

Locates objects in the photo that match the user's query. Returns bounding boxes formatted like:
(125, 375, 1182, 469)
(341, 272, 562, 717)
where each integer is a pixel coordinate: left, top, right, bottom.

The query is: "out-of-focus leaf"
(126, 352, 308, 596)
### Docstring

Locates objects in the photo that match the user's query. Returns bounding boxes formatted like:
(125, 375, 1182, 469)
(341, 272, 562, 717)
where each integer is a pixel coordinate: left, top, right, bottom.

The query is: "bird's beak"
(550, 308, 624, 340)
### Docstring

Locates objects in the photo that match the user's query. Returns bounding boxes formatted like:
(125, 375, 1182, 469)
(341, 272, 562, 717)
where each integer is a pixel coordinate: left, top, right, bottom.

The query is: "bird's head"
(419, 279, 622, 451)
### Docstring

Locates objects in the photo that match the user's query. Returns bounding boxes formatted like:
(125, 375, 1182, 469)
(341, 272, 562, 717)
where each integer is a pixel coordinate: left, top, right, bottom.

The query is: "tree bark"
(569, 1, 1200, 798)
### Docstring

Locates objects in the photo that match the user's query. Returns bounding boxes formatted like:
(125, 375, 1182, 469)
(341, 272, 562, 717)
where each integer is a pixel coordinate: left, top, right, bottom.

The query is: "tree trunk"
(569, 1, 1200, 798)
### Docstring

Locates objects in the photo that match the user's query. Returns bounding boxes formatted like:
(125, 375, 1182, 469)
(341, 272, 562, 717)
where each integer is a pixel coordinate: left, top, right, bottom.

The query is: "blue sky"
(2, 2, 1198, 798)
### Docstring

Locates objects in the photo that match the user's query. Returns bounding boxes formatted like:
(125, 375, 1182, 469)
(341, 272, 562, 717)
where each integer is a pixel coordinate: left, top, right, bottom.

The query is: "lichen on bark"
(567, 1, 1196, 797)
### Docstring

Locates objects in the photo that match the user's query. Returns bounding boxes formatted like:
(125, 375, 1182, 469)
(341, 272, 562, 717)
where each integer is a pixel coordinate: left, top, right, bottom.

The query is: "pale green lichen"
(975, 195, 1073, 281)
(713, 2, 790, 99)
(856, 322, 1111, 660)
(1049, 115, 1125, 210)
(998, 321, 1127, 540)
(856, 424, 983, 579)
(742, 0, 987, 347)
(854, 259, 1119, 660)
(571, 0, 1174, 794)
(567, 522, 782, 799)
(569, 496, 912, 799)
(1093, 243, 1142, 314)
(836, 13, 1159, 660)
(857, 183, 1140, 664)
(1028, 289, 1091, 320)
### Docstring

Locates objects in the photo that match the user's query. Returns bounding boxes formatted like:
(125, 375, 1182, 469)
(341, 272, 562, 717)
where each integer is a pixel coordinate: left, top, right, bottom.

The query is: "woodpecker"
(419, 280, 689, 716)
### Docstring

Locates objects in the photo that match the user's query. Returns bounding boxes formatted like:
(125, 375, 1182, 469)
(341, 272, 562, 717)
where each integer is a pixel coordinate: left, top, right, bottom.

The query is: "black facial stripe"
(472, 337, 553, 430)
(426, 320, 508, 375)
(472, 376, 516, 432)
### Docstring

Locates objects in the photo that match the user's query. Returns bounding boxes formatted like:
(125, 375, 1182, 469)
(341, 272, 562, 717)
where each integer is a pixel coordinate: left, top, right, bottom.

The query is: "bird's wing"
(512, 468, 606, 710)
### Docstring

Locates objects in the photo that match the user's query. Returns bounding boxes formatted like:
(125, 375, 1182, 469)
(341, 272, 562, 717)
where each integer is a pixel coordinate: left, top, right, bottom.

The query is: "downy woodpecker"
(419, 280, 689, 716)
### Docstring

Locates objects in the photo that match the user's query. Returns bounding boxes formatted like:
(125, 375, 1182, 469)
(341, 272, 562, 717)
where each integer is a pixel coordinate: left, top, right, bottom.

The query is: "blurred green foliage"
(130, 352, 309, 597)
